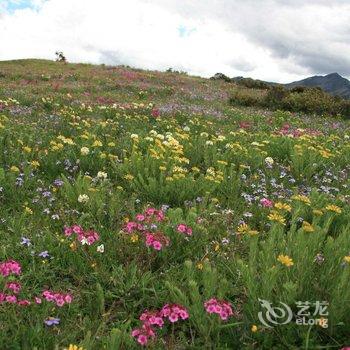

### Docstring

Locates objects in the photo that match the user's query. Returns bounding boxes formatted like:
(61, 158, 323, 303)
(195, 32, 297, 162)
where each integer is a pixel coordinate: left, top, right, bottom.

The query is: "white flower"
(80, 147, 90, 156)
(206, 140, 214, 146)
(97, 171, 107, 179)
(97, 244, 105, 253)
(130, 134, 139, 140)
(265, 157, 274, 166)
(78, 194, 89, 203)
(183, 126, 190, 132)
(80, 237, 89, 245)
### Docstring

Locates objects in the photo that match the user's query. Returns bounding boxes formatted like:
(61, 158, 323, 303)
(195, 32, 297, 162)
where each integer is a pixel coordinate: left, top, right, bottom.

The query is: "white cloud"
(0, 0, 349, 82)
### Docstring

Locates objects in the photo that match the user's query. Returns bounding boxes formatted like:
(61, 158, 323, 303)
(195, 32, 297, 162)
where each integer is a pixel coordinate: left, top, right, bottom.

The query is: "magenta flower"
(160, 304, 189, 322)
(204, 298, 234, 321)
(6, 282, 21, 294)
(176, 224, 193, 236)
(0, 260, 21, 277)
(260, 198, 273, 208)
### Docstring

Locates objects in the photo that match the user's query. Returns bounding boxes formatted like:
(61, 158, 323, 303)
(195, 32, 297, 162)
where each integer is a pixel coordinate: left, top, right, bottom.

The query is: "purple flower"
(44, 317, 60, 326)
(53, 179, 64, 187)
(21, 237, 31, 246)
(38, 251, 49, 258)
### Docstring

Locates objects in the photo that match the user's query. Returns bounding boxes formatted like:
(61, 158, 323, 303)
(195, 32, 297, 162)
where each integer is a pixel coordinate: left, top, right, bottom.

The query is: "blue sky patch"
(177, 25, 196, 38)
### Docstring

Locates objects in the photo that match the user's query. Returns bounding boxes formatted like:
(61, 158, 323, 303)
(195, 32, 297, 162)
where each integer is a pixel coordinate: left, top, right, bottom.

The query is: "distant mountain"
(285, 73, 350, 99)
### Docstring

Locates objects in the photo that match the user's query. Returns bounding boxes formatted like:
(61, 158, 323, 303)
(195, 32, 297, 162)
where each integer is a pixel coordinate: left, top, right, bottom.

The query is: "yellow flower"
(196, 262, 204, 270)
(24, 206, 33, 215)
(302, 221, 315, 233)
(124, 174, 134, 181)
(31, 160, 40, 168)
(291, 195, 311, 205)
(66, 344, 84, 350)
(237, 223, 249, 234)
(313, 209, 323, 216)
(80, 146, 90, 155)
(130, 234, 139, 243)
(10, 165, 20, 173)
(325, 204, 342, 214)
(343, 256, 350, 264)
(22, 146, 32, 153)
(277, 254, 294, 267)
(251, 324, 258, 333)
(274, 202, 292, 212)
(319, 149, 332, 158)
(268, 211, 286, 225)
(92, 140, 103, 147)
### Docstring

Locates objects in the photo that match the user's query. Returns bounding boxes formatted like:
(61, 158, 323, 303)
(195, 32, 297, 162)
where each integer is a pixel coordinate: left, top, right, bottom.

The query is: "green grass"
(0, 59, 349, 349)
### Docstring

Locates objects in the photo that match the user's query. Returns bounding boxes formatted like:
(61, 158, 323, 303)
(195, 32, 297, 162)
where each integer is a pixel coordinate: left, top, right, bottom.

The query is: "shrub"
(210, 73, 232, 83)
(234, 77, 271, 90)
(229, 89, 264, 107)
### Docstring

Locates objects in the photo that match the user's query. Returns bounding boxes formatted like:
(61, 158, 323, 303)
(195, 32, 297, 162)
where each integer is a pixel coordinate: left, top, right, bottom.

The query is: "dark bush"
(210, 73, 231, 83)
(229, 85, 350, 119)
(290, 86, 307, 93)
(264, 85, 289, 108)
(229, 89, 264, 107)
(234, 77, 271, 90)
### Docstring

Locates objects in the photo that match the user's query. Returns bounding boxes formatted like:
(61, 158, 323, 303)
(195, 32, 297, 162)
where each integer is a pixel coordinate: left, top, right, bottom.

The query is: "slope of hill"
(0, 59, 350, 349)
(285, 72, 350, 99)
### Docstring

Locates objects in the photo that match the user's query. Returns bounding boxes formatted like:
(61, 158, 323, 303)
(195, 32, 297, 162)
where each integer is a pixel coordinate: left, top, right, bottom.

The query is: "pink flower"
(160, 304, 189, 322)
(34, 297, 42, 304)
(6, 282, 21, 294)
(0, 293, 6, 303)
(204, 298, 233, 321)
(0, 260, 21, 277)
(6, 295, 17, 303)
(64, 294, 73, 303)
(18, 299, 31, 306)
(140, 310, 164, 328)
(42, 290, 73, 307)
(145, 232, 169, 251)
(64, 225, 100, 245)
(64, 226, 73, 236)
(125, 221, 138, 233)
(177, 224, 187, 233)
(136, 214, 145, 222)
(72, 225, 84, 234)
(260, 198, 273, 208)
(151, 108, 160, 118)
(131, 323, 155, 346)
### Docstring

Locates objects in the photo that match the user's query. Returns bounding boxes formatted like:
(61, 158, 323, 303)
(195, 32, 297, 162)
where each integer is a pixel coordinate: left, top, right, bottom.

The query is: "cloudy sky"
(0, 0, 349, 83)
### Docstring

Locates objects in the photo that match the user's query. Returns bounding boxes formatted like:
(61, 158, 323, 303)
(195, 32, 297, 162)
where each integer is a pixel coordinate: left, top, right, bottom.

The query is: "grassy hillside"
(0, 59, 350, 349)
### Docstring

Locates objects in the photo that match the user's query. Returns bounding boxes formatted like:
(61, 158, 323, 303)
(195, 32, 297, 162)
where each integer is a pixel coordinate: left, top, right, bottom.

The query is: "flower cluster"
(204, 298, 234, 320)
(145, 232, 169, 250)
(132, 304, 189, 346)
(42, 290, 73, 307)
(123, 208, 169, 251)
(0, 260, 21, 277)
(64, 225, 100, 245)
(160, 303, 189, 322)
(0, 261, 31, 306)
(176, 223, 193, 236)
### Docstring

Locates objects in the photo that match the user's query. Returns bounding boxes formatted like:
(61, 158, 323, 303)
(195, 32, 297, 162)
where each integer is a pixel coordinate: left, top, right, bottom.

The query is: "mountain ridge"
(285, 72, 350, 99)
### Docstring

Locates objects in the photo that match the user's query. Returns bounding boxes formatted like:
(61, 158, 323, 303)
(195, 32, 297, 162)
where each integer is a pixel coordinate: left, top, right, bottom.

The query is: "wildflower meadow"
(0, 59, 349, 349)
